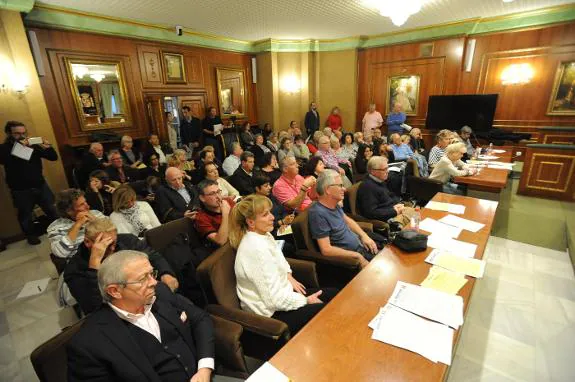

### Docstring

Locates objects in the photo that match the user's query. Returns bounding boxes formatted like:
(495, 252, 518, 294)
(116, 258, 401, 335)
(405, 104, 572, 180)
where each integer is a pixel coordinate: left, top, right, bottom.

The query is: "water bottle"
(488, 143, 493, 155)
(410, 207, 421, 230)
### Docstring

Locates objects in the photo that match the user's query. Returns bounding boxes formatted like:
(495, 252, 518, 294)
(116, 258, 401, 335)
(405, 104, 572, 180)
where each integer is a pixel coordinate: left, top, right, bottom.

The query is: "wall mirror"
(65, 58, 132, 131)
(216, 67, 247, 117)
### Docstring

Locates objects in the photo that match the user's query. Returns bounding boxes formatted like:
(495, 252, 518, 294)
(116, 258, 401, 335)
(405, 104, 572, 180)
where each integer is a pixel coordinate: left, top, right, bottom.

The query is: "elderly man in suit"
(155, 167, 199, 222)
(67, 250, 214, 382)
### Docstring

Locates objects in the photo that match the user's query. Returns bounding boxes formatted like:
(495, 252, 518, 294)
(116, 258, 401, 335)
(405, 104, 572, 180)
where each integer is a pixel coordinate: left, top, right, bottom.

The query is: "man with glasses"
(194, 179, 233, 249)
(358, 156, 416, 228)
(0, 121, 59, 245)
(64, 217, 178, 314)
(67, 250, 214, 382)
(105, 150, 138, 184)
(155, 167, 199, 223)
(308, 170, 378, 269)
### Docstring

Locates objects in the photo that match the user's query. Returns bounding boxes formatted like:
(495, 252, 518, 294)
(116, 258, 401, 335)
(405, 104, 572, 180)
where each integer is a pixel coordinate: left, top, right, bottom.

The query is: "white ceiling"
(37, 0, 575, 41)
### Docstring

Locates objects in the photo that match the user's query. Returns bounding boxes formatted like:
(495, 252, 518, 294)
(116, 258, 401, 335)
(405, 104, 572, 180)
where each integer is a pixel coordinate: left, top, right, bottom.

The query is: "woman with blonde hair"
(361, 103, 383, 140)
(429, 142, 476, 195)
(172, 149, 195, 172)
(326, 106, 343, 132)
(110, 184, 160, 236)
(231, 195, 337, 335)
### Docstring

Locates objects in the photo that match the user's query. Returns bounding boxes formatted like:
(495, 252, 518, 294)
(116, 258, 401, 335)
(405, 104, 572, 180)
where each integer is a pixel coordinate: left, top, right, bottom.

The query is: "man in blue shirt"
(386, 102, 407, 136)
(308, 170, 378, 269)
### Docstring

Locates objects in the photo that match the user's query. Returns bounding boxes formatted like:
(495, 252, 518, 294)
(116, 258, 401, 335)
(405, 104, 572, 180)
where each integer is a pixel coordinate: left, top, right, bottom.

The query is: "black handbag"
(392, 230, 428, 253)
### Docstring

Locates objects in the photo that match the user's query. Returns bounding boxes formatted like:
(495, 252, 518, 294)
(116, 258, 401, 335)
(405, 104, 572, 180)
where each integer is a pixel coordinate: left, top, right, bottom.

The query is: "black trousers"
(271, 287, 339, 336)
(10, 182, 58, 236)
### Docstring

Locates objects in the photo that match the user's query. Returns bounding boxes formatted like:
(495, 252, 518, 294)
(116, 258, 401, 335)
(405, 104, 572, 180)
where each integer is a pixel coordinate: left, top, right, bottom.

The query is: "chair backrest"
(145, 217, 201, 251)
(196, 243, 241, 309)
(291, 209, 320, 252)
(347, 181, 362, 216)
(407, 176, 442, 205)
(220, 131, 241, 158)
(30, 319, 85, 382)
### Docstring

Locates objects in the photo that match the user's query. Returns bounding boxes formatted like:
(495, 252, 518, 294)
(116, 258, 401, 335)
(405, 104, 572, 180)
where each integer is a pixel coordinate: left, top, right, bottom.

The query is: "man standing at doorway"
(180, 106, 201, 154)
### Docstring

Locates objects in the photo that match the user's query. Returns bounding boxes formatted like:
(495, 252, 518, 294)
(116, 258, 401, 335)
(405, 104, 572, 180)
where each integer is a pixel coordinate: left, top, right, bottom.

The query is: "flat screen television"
(425, 94, 498, 132)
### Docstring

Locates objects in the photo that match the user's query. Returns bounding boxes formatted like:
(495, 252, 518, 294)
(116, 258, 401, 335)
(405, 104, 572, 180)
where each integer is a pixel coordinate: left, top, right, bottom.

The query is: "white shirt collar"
(109, 296, 156, 322)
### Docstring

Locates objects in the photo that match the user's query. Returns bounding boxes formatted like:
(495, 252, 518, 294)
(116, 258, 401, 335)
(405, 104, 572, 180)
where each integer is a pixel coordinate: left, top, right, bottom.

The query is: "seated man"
(228, 151, 255, 196)
(67, 250, 214, 382)
(309, 170, 378, 269)
(47, 189, 105, 259)
(106, 150, 138, 184)
(155, 167, 199, 222)
(142, 133, 172, 165)
(64, 217, 178, 314)
(272, 156, 315, 212)
(77, 142, 108, 187)
(357, 156, 416, 227)
(194, 179, 233, 249)
(222, 142, 243, 176)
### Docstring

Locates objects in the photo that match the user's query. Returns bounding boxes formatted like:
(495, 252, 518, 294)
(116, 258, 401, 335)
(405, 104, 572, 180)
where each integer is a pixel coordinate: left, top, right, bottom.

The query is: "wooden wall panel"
(518, 145, 575, 201)
(29, 27, 257, 151)
(357, 22, 575, 142)
(538, 127, 575, 144)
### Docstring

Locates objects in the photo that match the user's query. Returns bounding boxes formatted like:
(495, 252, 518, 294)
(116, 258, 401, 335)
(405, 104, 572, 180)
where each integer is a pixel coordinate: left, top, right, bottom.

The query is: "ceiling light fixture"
(502, 0, 515, 3)
(363, 0, 424, 27)
(90, 72, 106, 82)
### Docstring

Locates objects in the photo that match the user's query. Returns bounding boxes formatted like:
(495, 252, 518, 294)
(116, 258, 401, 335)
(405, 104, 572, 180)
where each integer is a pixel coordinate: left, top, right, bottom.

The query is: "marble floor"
(0, 235, 573, 381)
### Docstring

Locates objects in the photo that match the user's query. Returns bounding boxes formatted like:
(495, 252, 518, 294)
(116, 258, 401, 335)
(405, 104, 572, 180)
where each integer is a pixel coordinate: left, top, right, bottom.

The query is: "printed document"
(439, 214, 485, 233)
(425, 201, 466, 214)
(420, 266, 468, 295)
(419, 218, 462, 239)
(425, 249, 486, 278)
(427, 234, 477, 258)
(247, 362, 290, 381)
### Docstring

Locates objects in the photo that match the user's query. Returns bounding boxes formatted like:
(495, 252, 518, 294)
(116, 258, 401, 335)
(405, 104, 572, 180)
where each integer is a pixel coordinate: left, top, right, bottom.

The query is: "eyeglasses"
(328, 183, 345, 189)
(204, 189, 222, 197)
(120, 269, 158, 287)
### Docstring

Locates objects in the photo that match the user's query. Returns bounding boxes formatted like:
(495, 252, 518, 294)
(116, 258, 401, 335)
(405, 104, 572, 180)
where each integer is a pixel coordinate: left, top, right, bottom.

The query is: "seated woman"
(354, 144, 373, 175)
(353, 131, 365, 146)
(277, 137, 296, 163)
(119, 135, 143, 168)
(303, 156, 325, 201)
(167, 155, 193, 182)
(339, 133, 358, 161)
(172, 148, 195, 173)
(203, 162, 240, 201)
(140, 153, 166, 179)
(257, 152, 282, 186)
(110, 184, 161, 237)
(409, 128, 426, 156)
(389, 133, 428, 177)
(84, 170, 115, 215)
(292, 135, 311, 161)
(240, 121, 255, 148)
(429, 142, 477, 195)
(231, 194, 338, 335)
(307, 131, 324, 155)
(428, 129, 452, 169)
(250, 133, 271, 166)
(266, 132, 280, 152)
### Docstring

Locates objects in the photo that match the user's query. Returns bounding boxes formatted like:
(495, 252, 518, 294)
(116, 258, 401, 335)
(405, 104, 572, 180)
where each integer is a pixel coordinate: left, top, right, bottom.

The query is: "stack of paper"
(419, 218, 462, 239)
(491, 149, 506, 154)
(439, 214, 485, 233)
(388, 281, 464, 329)
(246, 362, 290, 381)
(427, 234, 477, 258)
(478, 155, 499, 160)
(370, 304, 454, 365)
(425, 249, 486, 278)
(488, 162, 514, 170)
(420, 266, 468, 295)
(425, 201, 466, 214)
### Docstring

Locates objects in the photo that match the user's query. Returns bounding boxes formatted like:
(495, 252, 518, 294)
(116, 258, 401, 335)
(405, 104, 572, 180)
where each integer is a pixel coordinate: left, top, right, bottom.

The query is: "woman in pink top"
(361, 103, 383, 140)
(326, 106, 343, 132)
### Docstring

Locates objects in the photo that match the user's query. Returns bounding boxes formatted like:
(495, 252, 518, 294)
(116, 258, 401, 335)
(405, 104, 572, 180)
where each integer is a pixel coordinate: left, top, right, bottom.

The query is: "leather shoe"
(27, 236, 41, 245)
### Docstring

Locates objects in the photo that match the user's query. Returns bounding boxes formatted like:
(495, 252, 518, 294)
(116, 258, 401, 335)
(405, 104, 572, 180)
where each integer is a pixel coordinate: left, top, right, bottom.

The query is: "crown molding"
(23, 2, 575, 54)
(0, 0, 35, 12)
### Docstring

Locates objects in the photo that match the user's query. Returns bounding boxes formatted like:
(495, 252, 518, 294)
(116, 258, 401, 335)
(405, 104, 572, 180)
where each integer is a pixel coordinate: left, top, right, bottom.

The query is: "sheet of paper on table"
(246, 362, 290, 382)
(388, 281, 464, 329)
(16, 278, 50, 299)
(478, 155, 500, 160)
(370, 303, 454, 365)
(427, 234, 477, 258)
(425, 249, 486, 278)
(419, 218, 462, 239)
(491, 149, 506, 154)
(488, 162, 514, 170)
(439, 214, 485, 233)
(420, 266, 468, 295)
(425, 201, 466, 214)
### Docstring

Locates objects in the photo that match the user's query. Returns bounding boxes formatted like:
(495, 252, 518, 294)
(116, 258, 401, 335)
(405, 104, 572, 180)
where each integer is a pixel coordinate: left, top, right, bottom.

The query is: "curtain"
(99, 83, 114, 118)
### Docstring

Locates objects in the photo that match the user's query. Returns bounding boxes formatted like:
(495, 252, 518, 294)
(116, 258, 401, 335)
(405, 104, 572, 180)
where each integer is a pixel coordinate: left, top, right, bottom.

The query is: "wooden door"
(145, 95, 167, 142)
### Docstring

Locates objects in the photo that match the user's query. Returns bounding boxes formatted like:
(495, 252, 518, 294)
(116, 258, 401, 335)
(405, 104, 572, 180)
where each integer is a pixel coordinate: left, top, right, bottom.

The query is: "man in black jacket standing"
(0, 121, 59, 245)
(304, 101, 320, 138)
(67, 250, 214, 382)
(63, 217, 178, 314)
(180, 106, 202, 152)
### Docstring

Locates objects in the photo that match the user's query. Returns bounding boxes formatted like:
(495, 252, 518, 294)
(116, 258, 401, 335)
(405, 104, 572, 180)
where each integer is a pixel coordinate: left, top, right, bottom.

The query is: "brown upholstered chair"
(407, 175, 443, 206)
(30, 315, 249, 381)
(196, 243, 319, 360)
(290, 208, 372, 287)
(346, 181, 390, 234)
(145, 217, 203, 251)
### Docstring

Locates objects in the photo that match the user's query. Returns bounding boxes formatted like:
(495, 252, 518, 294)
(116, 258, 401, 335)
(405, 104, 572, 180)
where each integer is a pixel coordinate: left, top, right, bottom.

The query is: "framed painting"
(419, 43, 434, 58)
(162, 52, 186, 84)
(387, 75, 420, 116)
(547, 61, 575, 115)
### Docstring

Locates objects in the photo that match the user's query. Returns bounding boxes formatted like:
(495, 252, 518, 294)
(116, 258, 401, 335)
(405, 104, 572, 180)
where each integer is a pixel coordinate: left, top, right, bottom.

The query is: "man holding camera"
(0, 121, 59, 245)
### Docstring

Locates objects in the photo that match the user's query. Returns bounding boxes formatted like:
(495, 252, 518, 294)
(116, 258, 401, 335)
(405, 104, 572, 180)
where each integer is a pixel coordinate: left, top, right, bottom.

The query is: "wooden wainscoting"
(518, 144, 575, 201)
(538, 127, 575, 145)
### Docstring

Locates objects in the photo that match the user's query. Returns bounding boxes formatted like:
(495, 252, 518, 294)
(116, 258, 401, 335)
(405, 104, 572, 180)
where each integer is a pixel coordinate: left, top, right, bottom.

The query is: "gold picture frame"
(547, 61, 575, 115)
(419, 43, 434, 58)
(216, 67, 247, 117)
(162, 52, 187, 84)
(386, 75, 420, 116)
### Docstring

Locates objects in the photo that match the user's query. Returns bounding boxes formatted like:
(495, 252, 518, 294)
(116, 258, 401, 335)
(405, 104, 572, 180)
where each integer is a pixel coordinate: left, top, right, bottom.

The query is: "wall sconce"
(0, 55, 30, 97)
(501, 63, 534, 85)
(280, 74, 301, 94)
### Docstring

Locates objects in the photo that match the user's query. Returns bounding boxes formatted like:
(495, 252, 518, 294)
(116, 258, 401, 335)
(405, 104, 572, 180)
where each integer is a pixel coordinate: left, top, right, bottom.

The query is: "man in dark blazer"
(77, 142, 109, 188)
(67, 250, 214, 382)
(106, 150, 139, 183)
(304, 101, 320, 138)
(155, 167, 199, 222)
(228, 151, 255, 196)
(180, 106, 202, 151)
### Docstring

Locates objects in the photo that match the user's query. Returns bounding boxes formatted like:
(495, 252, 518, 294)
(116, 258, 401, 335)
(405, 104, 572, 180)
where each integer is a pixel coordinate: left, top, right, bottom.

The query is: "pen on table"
(37, 286, 42, 292)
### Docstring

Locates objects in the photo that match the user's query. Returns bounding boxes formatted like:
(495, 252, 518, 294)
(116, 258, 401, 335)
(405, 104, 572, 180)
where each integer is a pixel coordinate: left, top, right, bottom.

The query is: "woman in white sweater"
(429, 142, 476, 195)
(230, 195, 338, 335)
(110, 184, 161, 237)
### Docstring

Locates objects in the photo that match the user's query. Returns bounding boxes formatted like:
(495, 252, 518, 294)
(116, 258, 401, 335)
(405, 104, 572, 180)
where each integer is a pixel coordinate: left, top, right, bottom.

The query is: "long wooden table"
(270, 193, 499, 382)
(453, 146, 513, 193)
